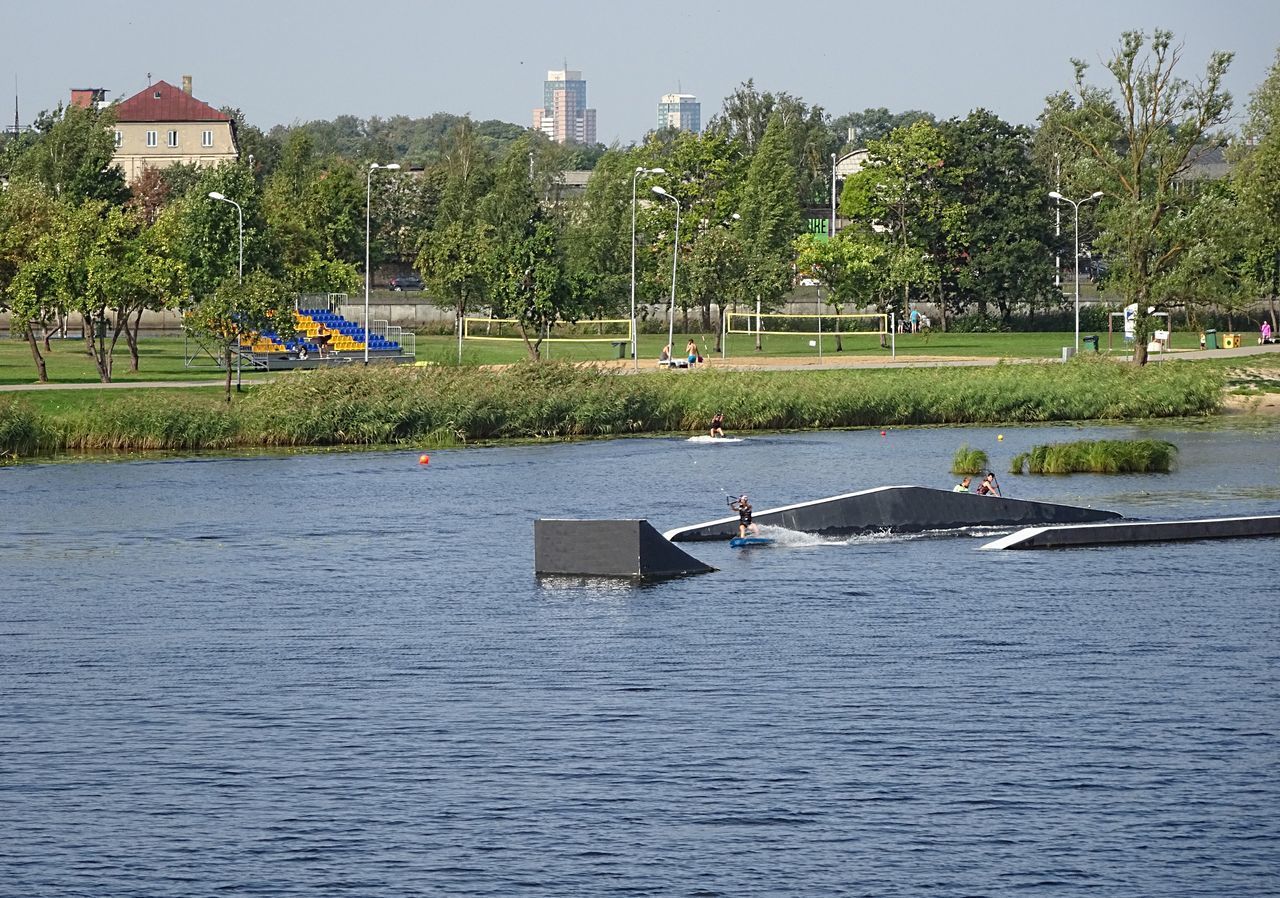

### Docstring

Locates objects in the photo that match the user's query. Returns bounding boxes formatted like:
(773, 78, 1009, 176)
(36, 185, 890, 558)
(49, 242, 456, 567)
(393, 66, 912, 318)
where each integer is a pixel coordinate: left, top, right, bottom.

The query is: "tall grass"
(0, 356, 1224, 457)
(1010, 439, 1178, 474)
(951, 445, 989, 475)
(0, 397, 42, 457)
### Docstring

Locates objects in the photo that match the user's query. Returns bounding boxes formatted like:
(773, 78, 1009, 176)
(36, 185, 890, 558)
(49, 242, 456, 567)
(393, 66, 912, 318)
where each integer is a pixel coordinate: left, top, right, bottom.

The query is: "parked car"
(390, 274, 424, 291)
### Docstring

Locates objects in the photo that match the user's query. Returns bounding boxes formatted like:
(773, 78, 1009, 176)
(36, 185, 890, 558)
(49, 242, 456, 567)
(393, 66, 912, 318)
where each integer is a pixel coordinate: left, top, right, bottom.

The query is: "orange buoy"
(419, 454, 430, 465)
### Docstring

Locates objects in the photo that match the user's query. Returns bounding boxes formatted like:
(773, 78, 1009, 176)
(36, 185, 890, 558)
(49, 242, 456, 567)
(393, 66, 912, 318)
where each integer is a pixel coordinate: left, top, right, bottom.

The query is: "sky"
(7, 0, 1279, 144)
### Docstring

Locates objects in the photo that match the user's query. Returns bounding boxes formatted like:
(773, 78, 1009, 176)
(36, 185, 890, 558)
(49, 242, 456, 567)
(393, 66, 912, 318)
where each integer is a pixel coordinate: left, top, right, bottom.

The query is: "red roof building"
(114, 79, 230, 123)
(106, 76, 238, 184)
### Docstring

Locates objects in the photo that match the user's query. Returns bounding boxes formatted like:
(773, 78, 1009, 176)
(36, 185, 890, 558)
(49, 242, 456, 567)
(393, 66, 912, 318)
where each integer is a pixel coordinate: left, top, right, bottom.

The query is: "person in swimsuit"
(710, 411, 725, 438)
(976, 472, 1001, 497)
(686, 340, 699, 367)
(730, 494, 760, 538)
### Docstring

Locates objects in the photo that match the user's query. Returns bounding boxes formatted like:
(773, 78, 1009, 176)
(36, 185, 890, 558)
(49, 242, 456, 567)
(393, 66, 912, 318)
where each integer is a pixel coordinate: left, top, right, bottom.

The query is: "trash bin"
(1083, 335, 1099, 352)
(612, 341, 628, 359)
(1204, 329, 1218, 350)
(94, 318, 107, 339)
(1223, 332, 1240, 349)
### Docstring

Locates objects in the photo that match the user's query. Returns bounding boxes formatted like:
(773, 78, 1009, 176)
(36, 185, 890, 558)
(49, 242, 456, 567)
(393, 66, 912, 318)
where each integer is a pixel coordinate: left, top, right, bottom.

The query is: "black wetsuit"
(734, 499, 753, 529)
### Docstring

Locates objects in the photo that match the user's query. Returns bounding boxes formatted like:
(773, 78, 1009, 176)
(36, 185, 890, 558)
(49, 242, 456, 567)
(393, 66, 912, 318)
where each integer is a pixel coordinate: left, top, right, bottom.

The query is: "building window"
(202, 130, 213, 148)
(146, 130, 157, 147)
(167, 130, 178, 147)
(114, 131, 122, 147)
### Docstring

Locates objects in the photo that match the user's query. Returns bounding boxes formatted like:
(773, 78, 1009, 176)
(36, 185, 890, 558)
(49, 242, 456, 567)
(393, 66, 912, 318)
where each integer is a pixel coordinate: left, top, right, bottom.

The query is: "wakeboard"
(729, 537, 773, 548)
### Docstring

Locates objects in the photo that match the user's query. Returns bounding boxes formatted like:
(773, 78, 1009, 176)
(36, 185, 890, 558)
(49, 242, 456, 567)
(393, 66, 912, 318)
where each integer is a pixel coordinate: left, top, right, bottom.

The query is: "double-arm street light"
(366, 162, 401, 363)
(651, 185, 681, 366)
(1049, 190, 1104, 353)
(630, 166, 665, 369)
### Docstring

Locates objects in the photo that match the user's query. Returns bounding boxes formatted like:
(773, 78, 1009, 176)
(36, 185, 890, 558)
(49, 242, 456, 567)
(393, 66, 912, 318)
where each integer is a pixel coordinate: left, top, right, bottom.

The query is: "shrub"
(951, 444, 989, 474)
(1010, 439, 1177, 474)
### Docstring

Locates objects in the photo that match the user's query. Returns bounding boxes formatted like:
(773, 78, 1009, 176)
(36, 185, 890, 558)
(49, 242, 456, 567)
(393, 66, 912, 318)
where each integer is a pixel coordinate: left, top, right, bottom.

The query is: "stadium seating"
(239, 309, 402, 357)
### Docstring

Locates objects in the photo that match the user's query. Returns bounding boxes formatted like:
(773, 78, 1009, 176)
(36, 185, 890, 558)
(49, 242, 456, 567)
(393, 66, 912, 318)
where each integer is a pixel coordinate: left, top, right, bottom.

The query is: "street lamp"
(652, 185, 681, 366)
(207, 191, 243, 282)
(366, 162, 401, 363)
(630, 166, 665, 369)
(208, 191, 244, 389)
(1049, 190, 1103, 353)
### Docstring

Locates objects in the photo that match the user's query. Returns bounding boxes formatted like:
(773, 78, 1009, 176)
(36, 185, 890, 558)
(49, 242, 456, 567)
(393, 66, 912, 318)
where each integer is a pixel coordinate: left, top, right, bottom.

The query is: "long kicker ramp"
(535, 519, 716, 580)
(663, 485, 1121, 542)
(981, 515, 1280, 550)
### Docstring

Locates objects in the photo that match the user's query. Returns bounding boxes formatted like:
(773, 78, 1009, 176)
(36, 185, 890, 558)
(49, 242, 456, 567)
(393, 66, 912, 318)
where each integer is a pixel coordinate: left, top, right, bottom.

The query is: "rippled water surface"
(3, 421, 1279, 896)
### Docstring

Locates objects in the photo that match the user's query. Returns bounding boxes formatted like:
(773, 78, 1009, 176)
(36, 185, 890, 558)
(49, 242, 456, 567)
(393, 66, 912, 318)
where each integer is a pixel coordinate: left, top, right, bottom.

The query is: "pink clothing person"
(1262, 321, 1273, 344)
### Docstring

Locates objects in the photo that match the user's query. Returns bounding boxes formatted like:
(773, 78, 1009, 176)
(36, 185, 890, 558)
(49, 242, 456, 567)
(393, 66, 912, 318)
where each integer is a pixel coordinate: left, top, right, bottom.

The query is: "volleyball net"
(462, 317, 634, 343)
(725, 312, 889, 336)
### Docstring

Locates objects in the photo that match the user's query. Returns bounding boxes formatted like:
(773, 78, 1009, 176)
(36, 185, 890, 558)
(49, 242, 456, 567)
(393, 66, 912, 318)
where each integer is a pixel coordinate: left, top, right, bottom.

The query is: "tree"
(480, 138, 581, 359)
(1232, 46, 1280, 329)
(830, 108, 936, 152)
(416, 219, 492, 324)
(490, 215, 578, 360)
(1045, 29, 1234, 363)
(12, 103, 128, 205)
(111, 209, 189, 373)
(840, 120, 962, 329)
(413, 119, 496, 327)
(563, 148, 636, 323)
(794, 232, 888, 348)
(938, 110, 1057, 328)
(686, 226, 749, 343)
(173, 163, 267, 297)
(737, 113, 803, 347)
(185, 270, 297, 402)
(1, 182, 62, 381)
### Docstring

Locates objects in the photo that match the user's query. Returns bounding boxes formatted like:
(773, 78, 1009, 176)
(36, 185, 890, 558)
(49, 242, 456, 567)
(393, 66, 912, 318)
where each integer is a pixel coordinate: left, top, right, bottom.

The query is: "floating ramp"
(981, 515, 1280, 550)
(535, 519, 716, 581)
(663, 485, 1120, 542)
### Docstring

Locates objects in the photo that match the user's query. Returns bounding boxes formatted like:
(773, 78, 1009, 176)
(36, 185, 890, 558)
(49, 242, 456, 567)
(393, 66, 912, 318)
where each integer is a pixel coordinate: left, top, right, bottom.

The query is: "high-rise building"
(657, 93, 700, 134)
(532, 66, 597, 145)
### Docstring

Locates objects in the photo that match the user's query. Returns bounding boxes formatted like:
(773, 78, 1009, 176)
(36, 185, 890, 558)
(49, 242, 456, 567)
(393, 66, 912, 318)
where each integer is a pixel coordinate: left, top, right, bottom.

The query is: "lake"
(2, 419, 1278, 896)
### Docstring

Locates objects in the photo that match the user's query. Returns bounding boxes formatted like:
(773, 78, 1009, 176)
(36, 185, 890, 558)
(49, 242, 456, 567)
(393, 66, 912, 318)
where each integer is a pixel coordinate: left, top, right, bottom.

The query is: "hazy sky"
(8, 0, 1279, 143)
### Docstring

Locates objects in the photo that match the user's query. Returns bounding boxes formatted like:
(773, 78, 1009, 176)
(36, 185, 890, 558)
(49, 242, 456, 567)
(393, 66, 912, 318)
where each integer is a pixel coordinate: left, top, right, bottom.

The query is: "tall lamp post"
(207, 191, 243, 282)
(208, 191, 244, 388)
(1049, 190, 1103, 353)
(651, 186, 681, 366)
(630, 166, 665, 369)
(366, 162, 401, 364)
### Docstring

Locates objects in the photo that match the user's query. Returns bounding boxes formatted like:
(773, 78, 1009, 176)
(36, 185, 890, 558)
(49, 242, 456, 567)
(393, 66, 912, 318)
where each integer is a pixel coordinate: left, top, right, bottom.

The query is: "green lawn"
(420, 328, 1165, 365)
(0, 335, 228, 386)
(0, 325, 1180, 386)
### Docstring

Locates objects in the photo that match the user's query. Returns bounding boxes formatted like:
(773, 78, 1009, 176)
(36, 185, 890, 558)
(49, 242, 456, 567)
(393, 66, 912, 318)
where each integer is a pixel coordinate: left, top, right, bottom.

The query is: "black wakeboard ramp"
(664, 485, 1121, 541)
(980, 514, 1280, 550)
(535, 519, 716, 581)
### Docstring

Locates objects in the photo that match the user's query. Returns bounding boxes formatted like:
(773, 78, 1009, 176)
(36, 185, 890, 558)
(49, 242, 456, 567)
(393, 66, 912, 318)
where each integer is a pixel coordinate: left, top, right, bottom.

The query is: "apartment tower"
(533, 66, 597, 145)
(657, 93, 700, 133)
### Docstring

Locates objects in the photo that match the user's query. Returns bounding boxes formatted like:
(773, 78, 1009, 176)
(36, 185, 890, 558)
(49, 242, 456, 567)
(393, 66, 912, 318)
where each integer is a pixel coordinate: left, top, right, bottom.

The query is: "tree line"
(1, 29, 1277, 383)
